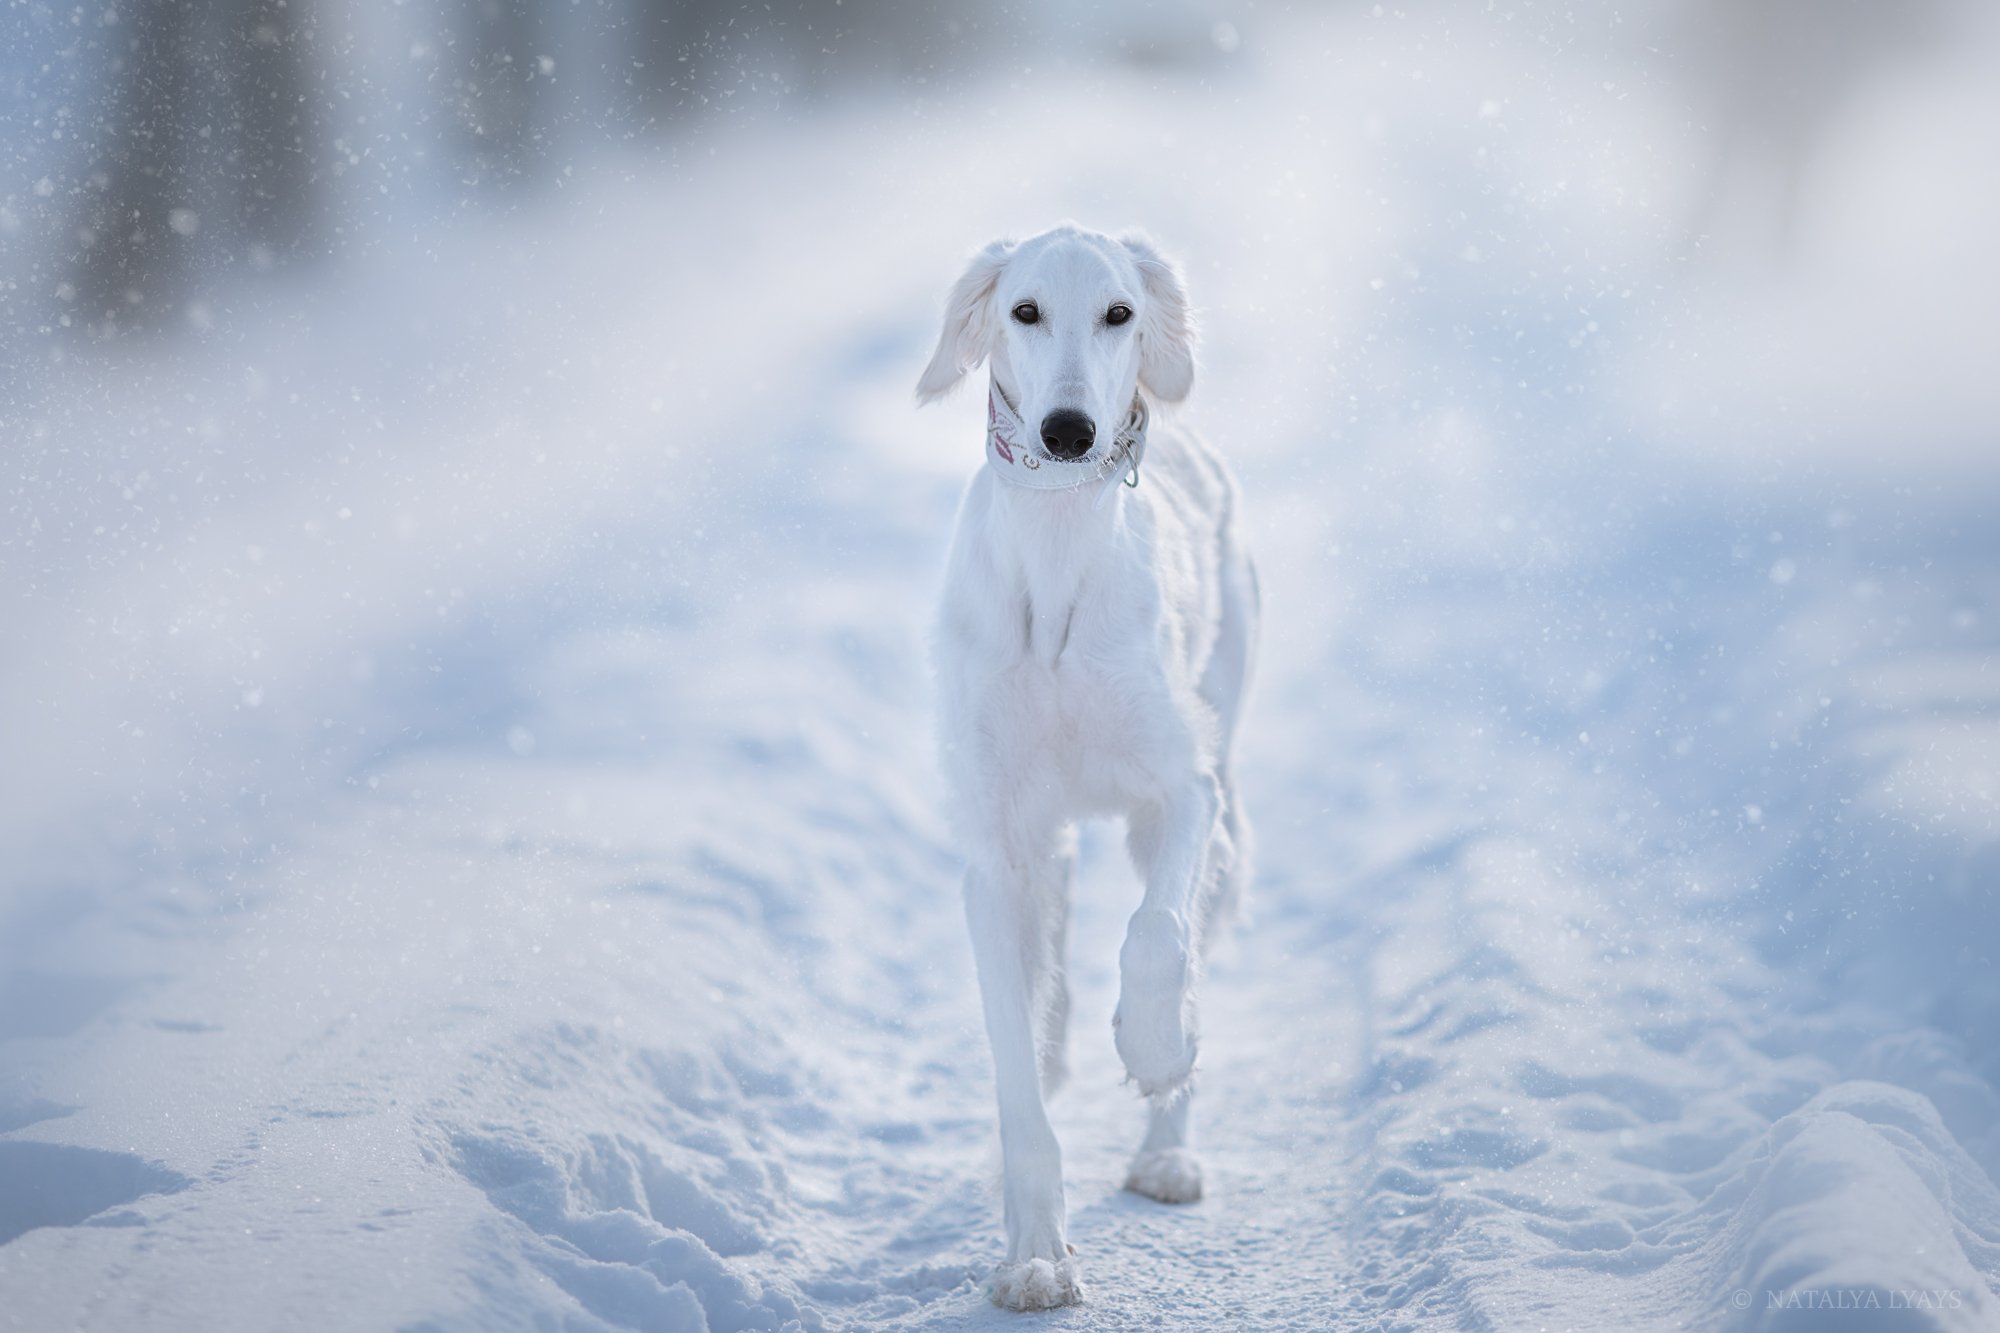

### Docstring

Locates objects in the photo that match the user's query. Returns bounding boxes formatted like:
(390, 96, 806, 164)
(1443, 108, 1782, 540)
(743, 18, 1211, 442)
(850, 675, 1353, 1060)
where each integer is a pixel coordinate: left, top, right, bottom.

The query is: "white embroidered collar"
(985, 379, 1147, 509)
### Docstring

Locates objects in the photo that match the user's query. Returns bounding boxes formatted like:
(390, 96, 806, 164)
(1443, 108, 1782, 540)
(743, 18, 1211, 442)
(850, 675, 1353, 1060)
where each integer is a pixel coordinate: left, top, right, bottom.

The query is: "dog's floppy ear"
(916, 239, 1014, 403)
(1120, 232, 1196, 403)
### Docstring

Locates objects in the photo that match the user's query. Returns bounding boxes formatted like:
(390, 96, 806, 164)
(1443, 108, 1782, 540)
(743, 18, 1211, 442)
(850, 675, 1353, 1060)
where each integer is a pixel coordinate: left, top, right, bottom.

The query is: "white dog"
(917, 224, 1258, 1310)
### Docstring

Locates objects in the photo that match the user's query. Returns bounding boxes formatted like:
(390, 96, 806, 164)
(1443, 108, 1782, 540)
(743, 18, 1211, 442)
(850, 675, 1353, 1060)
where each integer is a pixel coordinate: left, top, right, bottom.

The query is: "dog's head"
(916, 225, 1195, 461)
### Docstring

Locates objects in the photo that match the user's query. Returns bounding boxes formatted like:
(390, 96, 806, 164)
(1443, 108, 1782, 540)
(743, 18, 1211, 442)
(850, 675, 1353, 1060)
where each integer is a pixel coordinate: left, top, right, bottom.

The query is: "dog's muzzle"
(986, 380, 1147, 509)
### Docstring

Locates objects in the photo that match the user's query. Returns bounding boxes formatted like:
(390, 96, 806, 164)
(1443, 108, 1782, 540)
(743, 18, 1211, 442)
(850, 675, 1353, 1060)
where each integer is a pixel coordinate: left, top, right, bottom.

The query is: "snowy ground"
(5, 6, 2000, 1330)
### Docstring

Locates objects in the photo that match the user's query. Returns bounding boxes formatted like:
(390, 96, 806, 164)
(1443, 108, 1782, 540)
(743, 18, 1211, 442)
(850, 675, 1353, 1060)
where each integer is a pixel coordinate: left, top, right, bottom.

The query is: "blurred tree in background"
(71, 0, 207, 325)
(452, 0, 548, 186)
(1676, 0, 1953, 256)
(72, 0, 320, 330)
(228, 0, 319, 258)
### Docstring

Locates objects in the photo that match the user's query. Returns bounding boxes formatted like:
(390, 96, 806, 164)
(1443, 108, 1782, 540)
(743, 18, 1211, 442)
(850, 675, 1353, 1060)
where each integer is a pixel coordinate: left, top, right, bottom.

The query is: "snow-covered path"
(5, 7, 2000, 1330)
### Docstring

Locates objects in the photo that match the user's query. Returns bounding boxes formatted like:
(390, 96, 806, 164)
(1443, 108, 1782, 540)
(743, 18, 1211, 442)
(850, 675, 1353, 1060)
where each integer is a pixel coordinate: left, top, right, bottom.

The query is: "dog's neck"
(978, 371, 1150, 665)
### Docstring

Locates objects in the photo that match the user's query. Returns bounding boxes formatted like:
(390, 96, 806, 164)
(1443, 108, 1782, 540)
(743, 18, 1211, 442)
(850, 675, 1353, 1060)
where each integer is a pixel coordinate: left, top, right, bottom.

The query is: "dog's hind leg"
(963, 851, 1083, 1309)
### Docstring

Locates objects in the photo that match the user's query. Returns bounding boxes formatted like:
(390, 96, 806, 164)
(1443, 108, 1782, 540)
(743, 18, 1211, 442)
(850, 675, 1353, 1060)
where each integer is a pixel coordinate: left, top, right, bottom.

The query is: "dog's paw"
(989, 1254, 1084, 1310)
(1114, 911, 1197, 1095)
(1125, 1148, 1203, 1203)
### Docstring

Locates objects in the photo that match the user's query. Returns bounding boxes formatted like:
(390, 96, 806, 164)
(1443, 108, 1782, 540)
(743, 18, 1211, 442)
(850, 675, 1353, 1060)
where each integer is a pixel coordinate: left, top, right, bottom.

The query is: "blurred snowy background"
(3, 1, 1998, 1329)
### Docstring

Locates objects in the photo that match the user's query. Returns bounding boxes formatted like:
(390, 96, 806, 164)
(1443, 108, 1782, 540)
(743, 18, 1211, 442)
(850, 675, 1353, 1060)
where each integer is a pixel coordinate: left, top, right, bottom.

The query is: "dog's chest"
(941, 475, 1203, 807)
(998, 590, 1168, 802)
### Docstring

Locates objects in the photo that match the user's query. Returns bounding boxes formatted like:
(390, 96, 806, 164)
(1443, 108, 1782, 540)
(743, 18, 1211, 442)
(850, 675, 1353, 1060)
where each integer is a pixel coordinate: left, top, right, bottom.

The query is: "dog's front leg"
(963, 860, 1083, 1309)
(1114, 776, 1219, 1098)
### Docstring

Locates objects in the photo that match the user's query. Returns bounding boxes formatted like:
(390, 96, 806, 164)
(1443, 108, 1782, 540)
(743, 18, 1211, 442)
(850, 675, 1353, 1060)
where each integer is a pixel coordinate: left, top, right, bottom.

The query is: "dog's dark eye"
(1106, 303, 1133, 327)
(1011, 301, 1039, 325)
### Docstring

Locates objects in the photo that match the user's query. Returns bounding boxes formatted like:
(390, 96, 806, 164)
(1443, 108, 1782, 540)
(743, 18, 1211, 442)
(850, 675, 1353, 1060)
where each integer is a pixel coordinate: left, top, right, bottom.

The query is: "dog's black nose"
(1039, 409, 1096, 460)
